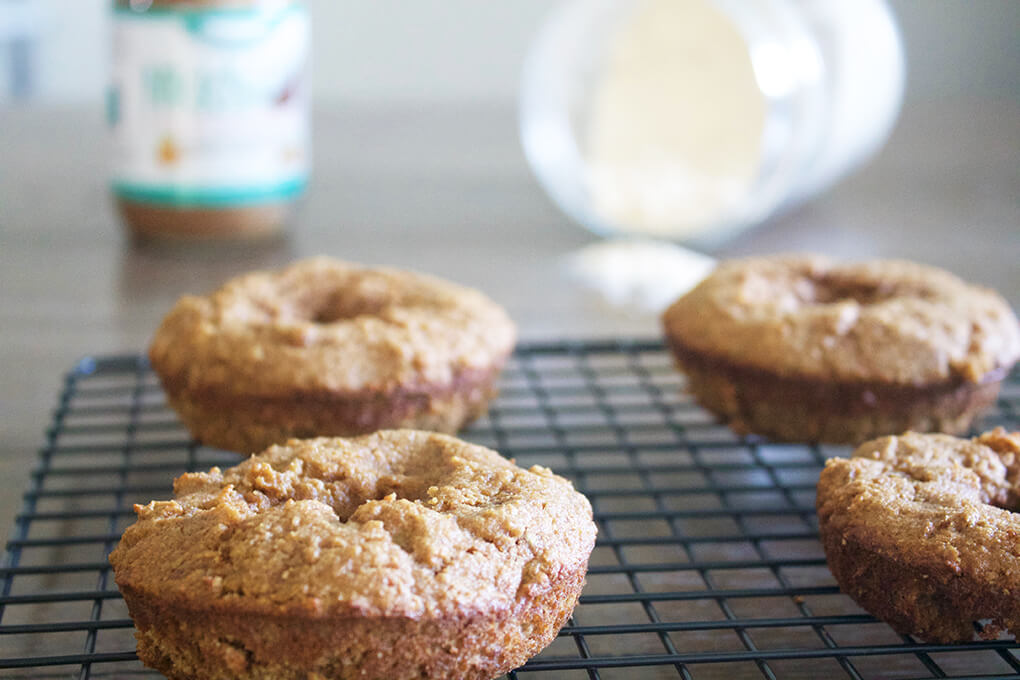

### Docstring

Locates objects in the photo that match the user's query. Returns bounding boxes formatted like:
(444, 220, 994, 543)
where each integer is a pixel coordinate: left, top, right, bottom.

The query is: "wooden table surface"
(1, 98, 1018, 549)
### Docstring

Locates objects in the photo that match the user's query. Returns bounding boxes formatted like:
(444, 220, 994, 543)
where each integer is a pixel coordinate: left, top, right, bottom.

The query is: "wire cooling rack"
(1, 340, 1018, 679)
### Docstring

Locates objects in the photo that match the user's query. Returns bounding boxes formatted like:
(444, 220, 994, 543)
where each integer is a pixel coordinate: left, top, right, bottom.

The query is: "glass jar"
(110, 0, 310, 241)
(520, 0, 905, 246)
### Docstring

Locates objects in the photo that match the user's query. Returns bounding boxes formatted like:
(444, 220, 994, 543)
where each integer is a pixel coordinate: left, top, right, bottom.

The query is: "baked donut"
(109, 430, 597, 680)
(661, 255, 1019, 443)
(817, 429, 1019, 642)
(149, 257, 516, 453)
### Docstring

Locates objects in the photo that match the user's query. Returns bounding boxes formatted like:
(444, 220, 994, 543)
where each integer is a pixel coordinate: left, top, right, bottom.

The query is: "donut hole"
(989, 485, 1020, 514)
(808, 276, 897, 306)
(299, 289, 389, 324)
(979, 492, 1018, 514)
(255, 473, 431, 523)
(327, 487, 415, 522)
(307, 469, 445, 522)
(806, 273, 940, 307)
(310, 297, 384, 324)
(245, 436, 505, 521)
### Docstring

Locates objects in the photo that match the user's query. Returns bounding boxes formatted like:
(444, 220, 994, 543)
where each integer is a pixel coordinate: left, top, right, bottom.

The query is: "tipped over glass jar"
(520, 0, 905, 247)
(110, 0, 310, 241)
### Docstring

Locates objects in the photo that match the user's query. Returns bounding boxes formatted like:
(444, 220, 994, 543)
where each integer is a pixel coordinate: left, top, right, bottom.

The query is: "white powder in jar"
(580, 0, 904, 241)
(586, 0, 767, 239)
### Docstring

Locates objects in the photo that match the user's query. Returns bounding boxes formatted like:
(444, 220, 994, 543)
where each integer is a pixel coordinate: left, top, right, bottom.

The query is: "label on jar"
(110, 3, 309, 207)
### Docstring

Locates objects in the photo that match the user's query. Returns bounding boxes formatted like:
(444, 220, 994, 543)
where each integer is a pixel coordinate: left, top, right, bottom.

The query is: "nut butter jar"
(110, 0, 310, 241)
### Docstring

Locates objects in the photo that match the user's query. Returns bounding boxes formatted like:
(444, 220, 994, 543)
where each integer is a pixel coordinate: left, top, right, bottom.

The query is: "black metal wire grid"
(0, 339, 1017, 680)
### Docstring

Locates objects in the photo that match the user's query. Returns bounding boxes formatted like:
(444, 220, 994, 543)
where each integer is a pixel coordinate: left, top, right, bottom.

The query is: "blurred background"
(0, 0, 1017, 476)
(1, 0, 1018, 107)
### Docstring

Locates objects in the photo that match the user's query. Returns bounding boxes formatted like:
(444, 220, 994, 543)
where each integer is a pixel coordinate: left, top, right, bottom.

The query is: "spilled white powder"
(567, 239, 716, 313)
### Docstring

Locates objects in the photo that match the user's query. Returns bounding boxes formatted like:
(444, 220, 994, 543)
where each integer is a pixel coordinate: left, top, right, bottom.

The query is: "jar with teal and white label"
(110, 0, 309, 240)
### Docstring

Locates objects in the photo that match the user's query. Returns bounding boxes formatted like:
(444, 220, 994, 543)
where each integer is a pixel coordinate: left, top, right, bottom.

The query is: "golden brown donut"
(149, 257, 516, 453)
(109, 430, 597, 680)
(817, 429, 1019, 642)
(661, 255, 1019, 443)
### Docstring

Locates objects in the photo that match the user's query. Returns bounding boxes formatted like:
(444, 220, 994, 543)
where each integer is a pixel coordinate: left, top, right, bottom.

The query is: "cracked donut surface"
(817, 428, 1020, 642)
(149, 257, 517, 454)
(110, 430, 597, 680)
(661, 254, 1019, 442)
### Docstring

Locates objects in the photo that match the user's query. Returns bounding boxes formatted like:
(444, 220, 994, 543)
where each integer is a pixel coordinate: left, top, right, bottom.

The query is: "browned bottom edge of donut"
(120, 567, 586, 680)
(158, 364, 507, 454)
(818, 524, 1019, 643)
(665, 339, 1003, 443)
